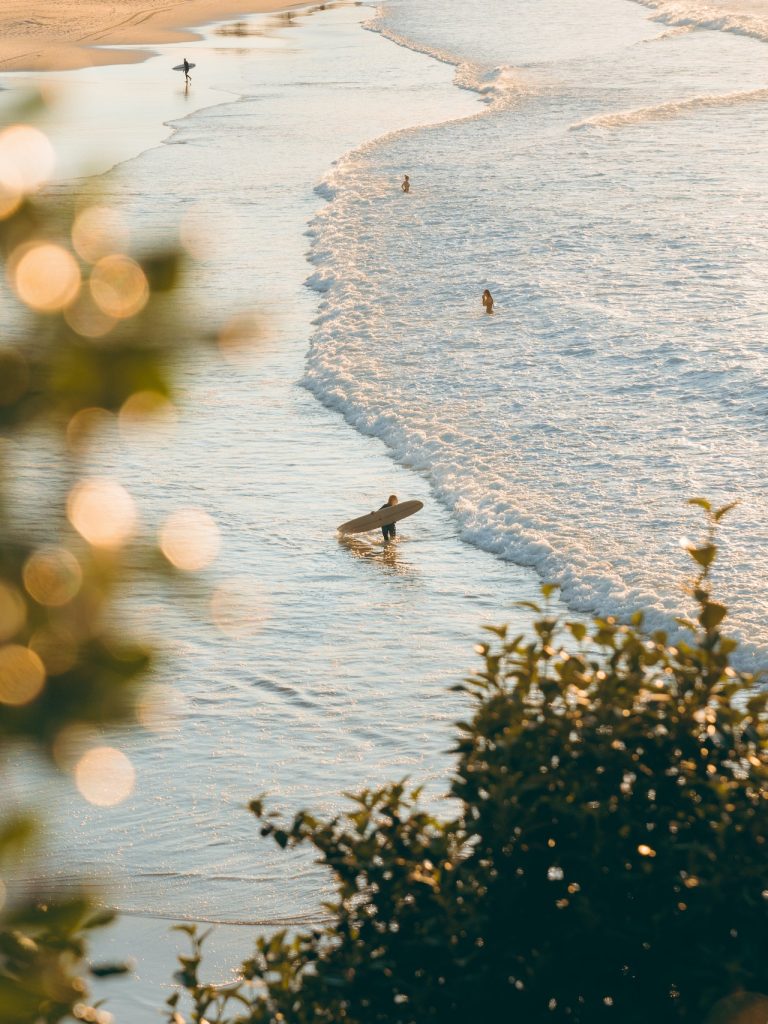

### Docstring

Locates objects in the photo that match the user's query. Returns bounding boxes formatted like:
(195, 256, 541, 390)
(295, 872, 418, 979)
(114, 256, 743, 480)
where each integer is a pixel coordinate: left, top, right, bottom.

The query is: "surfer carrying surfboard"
(337, 498, 422, 539)
(183, 57, 191, 83)
(378, 495, 398, 542)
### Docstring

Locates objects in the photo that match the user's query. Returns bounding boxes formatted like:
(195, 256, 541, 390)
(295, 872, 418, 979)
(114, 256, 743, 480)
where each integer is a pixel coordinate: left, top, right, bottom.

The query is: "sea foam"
(571, 85, 768, 129)
(632, 0, 768, 44)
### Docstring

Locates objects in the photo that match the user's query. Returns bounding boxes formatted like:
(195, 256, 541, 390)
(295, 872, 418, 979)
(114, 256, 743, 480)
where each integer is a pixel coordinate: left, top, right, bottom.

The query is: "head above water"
(388, 494, 398, 505)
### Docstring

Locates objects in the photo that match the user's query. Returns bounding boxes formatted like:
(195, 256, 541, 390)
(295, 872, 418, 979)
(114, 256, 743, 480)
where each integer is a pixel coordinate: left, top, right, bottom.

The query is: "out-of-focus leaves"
(0, 108, 234, 1023)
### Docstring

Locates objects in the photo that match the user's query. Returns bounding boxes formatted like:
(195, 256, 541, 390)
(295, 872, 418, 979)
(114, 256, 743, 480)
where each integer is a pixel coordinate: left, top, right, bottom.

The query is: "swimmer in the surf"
(482, 289, 494, 314)
(401, 175, 410, 193)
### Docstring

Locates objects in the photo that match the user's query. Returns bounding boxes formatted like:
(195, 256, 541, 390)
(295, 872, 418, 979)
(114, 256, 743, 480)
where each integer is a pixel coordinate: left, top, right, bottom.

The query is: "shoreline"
(0, 0, 311, 72)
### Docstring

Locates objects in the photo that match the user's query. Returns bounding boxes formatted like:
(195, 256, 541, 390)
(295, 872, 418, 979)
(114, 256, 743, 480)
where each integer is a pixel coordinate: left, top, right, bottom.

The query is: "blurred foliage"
(169, 501, 767, 1023)
(0, 112, 214, 1022)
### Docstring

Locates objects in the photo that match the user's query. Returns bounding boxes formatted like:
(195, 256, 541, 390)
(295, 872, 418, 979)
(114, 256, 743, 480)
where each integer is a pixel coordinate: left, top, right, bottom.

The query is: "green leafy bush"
(171, 501, 767, 1023)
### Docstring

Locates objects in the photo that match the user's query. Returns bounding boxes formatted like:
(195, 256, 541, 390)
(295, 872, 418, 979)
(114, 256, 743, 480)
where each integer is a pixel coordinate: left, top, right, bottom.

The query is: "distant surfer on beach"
(378, 494, 399, 542)
(482, 288, 494, 314)
(401, 174, 410, 193)
(183, 57, 192, 83)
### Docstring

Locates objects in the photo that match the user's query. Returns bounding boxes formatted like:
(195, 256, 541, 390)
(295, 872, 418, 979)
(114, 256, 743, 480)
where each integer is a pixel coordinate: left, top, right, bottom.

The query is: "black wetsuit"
(379, 503, 396, 542)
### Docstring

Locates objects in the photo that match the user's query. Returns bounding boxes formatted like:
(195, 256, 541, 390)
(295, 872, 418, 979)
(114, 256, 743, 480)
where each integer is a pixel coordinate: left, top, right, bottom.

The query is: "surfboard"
(337, 500, 423, 536)
(173, 63, 196, 71)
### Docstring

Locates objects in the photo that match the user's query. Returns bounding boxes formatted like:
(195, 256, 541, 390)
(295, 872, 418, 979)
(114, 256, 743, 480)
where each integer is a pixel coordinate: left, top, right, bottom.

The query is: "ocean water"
(2, 0, 767, 1017)
(305, 0, 768, 667)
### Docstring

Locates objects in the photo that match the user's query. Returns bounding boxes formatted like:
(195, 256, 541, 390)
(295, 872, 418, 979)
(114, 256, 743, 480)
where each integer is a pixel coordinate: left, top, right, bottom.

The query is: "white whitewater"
(632, 0, 768, 44)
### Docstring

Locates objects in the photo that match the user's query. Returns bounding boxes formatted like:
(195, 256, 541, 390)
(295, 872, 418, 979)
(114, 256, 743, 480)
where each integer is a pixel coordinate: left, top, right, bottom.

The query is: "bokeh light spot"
(217, 312, 264, 366)
(67, 478, 137, 549)
(29, 625, 78, 677)
(11, 242, 81, 313)
(23, 547, 82, 607)
(211, 578, 269, 638)
(0, 583, 27, 642)
(90, 254, 148, 320)
(64, 290, 117, 339)
(0, 644, 46, 705)
(72, 205, 129, 263)
(75, 746, 135, 807)
(118, 391, 177, 436)
(52, 725, 98, 771)
(160, 508, 220, 572)
(0, 125, 55, 194)
(66, 407, 116, 453)
(136, 685, 181, 734)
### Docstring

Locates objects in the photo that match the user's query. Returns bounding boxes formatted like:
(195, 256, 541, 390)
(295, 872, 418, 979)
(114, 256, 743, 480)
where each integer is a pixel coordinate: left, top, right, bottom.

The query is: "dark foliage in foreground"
(170, 501, 768, 1024)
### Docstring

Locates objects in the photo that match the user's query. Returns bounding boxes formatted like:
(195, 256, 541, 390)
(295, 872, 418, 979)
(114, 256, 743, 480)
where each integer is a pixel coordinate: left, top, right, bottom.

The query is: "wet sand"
(0, 0, 309, 71)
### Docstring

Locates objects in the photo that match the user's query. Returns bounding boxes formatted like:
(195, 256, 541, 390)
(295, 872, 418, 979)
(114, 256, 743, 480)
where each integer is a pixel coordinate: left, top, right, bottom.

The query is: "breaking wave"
(571, 85, 768, 129)
(632, 0, 768, 45)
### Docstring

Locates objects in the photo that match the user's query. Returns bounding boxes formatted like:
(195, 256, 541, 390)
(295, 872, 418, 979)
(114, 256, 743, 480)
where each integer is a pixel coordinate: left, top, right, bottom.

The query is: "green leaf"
(90, 961, 132, 978)
(689, 544, 716, 568)
(699, 602, 728, 631)
(714, 501, 738, 522)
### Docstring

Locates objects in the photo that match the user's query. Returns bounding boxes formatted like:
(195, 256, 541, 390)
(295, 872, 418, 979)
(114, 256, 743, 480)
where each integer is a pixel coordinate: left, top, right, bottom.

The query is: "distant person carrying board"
(482, 289, 494, 314)
(378, 495, 399, 542)
(401, 175, 410, 193)
(173, 58, 195, 82)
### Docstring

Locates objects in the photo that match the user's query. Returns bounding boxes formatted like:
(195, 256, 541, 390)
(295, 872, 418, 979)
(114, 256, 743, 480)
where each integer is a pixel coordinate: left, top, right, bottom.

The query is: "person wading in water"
(378, 494, 399, 542)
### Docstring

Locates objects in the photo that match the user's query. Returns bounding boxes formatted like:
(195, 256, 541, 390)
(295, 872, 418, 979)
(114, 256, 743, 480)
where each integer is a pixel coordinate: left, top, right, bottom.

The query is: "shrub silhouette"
(170, 500, 767, 1024)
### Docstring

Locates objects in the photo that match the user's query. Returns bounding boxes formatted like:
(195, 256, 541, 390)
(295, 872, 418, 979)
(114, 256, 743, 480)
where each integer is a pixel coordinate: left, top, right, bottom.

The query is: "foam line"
(571, 85, 768, 129)
(365, 8, 527, 111)
(631, 0, 768, 44)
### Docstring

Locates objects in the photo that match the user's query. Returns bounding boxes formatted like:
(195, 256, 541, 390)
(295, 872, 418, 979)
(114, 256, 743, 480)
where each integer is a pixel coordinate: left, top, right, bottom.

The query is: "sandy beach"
(0, 0, 309, 71)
